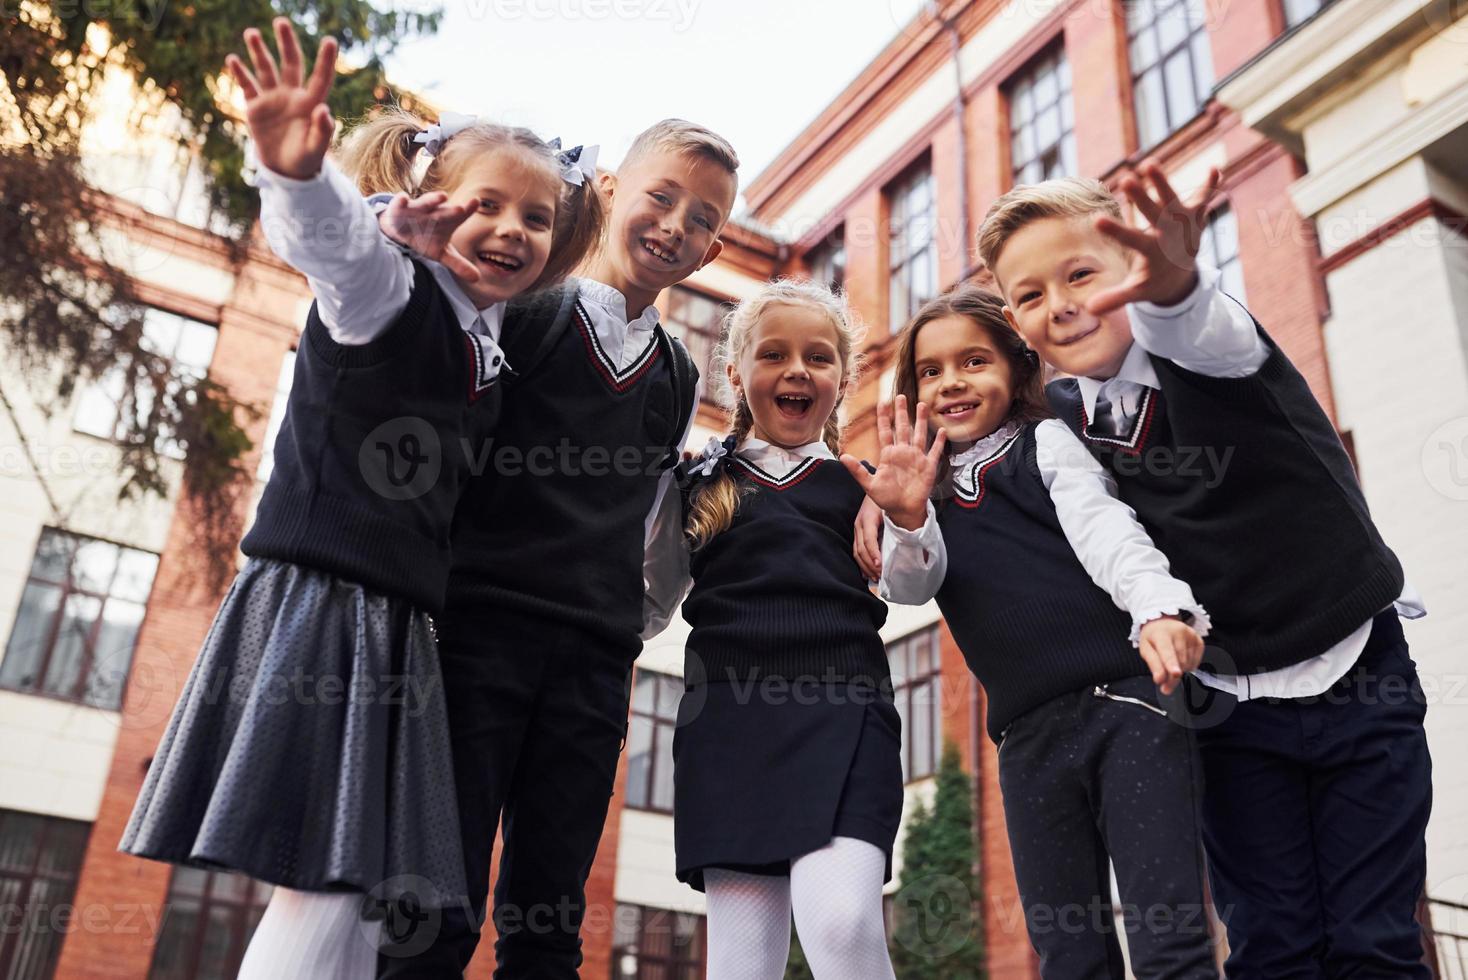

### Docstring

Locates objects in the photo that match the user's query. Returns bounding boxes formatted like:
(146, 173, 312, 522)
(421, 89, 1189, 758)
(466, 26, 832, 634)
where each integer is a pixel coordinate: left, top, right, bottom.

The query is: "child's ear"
(725, 358, 741, 396)
(597, 170, 616, 203)
(696, 238, 725, 272)
(1002, 304, 1021, 335)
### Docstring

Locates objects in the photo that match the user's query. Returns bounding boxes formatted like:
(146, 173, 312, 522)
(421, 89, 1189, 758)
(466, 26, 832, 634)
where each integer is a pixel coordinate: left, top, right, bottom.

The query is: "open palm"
(842, 395, 945, 530)
(226, 18, 338, 181)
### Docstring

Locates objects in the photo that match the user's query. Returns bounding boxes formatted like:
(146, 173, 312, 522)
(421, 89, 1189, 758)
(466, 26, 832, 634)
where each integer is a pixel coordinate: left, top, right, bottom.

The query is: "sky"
(381, 0, 933, 215)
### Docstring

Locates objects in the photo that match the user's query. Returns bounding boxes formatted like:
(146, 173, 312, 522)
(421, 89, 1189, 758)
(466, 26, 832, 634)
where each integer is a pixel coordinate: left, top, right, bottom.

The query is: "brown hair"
(685, 279, 864, 550)
(976, 176, 1123, 284)
(623, 118, 740, 177)
(891, 285, 1051, 488)
(334, 106, 604, 291)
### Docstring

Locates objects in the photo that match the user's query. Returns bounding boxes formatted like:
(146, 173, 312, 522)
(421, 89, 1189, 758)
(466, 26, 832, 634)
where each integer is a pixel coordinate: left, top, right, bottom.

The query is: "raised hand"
(226, 18, 338, 181)
(1087, 160, 1221, 315)
(1137, 614, 1204, 695)
(379, 192, 482, 281)
(841, 395, 946, 532)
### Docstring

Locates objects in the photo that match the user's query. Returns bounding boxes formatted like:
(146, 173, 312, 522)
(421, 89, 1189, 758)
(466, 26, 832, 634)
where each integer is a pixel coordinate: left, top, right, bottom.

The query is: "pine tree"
(889, 739, 987, 979)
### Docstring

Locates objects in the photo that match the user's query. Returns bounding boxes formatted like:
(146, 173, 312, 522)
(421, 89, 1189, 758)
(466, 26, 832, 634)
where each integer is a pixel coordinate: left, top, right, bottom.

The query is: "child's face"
(445, 147, 559, 306)
(913, 315, 1017, 447)
(729, 304, 843, 451)
(995, 215, 1134, 380)
(600, 148, 736, 299)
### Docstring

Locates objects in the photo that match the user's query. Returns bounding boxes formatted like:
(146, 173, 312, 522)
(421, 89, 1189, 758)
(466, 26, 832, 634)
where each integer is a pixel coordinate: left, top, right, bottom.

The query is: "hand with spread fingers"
(1088, 160, 1222, 315)
(1137, 614, 1205, 695)
(842, 395, 946, 534)
(379, 192, 483, 282)
(226, 17, 339, 181)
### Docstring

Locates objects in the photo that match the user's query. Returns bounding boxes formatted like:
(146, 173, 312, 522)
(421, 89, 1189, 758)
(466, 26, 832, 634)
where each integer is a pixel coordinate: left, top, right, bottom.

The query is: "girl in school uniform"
(642, 278, 907, 979)
(855, 285, 1219, 978)
(118, 18, 601, 979)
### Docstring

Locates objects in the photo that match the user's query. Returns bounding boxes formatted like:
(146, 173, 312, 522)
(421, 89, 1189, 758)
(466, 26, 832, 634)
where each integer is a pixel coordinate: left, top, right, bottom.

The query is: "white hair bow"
(547, 138, 599, 187)
(413, 111, 479, 158)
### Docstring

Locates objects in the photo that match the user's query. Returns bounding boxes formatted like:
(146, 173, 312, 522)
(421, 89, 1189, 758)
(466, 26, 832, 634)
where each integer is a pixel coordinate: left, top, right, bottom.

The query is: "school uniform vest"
(241, 260, 503, 613)
(935, 423, 1146, 742)
(682, 458, 889, 686)
(446, 284, 686, 651)
(1046, 324, 1404, 674)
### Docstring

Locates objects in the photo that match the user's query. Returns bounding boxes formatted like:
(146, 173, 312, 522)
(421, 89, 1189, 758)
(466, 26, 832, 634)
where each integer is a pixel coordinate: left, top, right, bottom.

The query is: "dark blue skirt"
(118, 558, 467, 909)
(673, 676, 903, 892)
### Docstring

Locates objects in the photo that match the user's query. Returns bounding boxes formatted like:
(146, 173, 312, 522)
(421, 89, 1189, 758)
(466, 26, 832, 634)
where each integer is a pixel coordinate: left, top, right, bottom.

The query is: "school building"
(3, 0, 1467, 977)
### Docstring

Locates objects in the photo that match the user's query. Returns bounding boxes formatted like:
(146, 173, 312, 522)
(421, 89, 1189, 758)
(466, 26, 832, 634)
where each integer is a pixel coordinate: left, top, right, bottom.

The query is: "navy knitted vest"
(447, 283, 687, 651)
(682, 457, 889, 686)
(241, 260, 503, 612)
(935, 423, 1146, 742)
(1046, 324, 1403, 674)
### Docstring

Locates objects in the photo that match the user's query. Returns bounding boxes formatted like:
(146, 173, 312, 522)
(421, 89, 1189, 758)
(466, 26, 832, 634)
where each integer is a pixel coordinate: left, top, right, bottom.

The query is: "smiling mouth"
(774, 393, 812, 419)
(939, 402, 979, 418)
(477, 251, 524, 273)
(1055, 323, 1100, 346)
(640, 238, 679, 265)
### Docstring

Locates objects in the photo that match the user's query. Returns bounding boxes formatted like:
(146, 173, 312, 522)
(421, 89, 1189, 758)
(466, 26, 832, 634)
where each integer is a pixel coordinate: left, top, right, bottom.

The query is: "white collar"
(576, 277, 661, 330)
(738, 436, 836, 463)
(948, 419, 1023, 472)
(1072, 338, 1160, 422)
(430, 264, 505, 337)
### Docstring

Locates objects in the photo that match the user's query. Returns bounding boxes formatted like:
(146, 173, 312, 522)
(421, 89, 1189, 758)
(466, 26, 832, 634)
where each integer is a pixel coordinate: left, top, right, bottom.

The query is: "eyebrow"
(650, 177, 725, 221)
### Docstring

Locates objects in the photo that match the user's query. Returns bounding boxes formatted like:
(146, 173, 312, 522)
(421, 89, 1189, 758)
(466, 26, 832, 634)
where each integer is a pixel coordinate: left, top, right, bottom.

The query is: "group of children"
(114, 15, 1433, 980)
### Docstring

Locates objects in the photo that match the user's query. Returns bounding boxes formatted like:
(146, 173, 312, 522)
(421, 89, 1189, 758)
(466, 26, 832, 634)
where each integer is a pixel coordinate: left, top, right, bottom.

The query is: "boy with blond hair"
(376, 119, 740, 978)
(978, 164, 1430, 977)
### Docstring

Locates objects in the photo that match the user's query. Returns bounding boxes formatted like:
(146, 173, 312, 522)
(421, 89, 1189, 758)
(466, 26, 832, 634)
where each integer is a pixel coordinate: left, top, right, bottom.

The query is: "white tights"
(236, 888, 381, 980)
(704, 836, 896, 980)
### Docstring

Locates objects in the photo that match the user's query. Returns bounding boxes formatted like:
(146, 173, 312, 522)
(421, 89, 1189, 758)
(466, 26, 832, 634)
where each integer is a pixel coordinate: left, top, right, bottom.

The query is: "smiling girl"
(855, 285, 1220, 977)
(119, 18, 601, 979)
(645, 279, 905, 979)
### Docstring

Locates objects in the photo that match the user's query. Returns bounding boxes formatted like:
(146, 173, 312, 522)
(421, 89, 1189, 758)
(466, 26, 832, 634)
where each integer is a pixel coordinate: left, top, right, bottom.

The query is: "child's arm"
(231, 19, 413, 345)
(842, 396, 948, 605)
(1090, 161, 1266, 378)
(641, 374, 705, 641)
(1035, 419, 1210, 692)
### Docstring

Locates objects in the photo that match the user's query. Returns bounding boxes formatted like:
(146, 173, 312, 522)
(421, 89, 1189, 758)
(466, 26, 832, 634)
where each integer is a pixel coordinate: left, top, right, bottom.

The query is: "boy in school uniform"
(375, 120, 739, 978)
(976, 163, 1432, 978)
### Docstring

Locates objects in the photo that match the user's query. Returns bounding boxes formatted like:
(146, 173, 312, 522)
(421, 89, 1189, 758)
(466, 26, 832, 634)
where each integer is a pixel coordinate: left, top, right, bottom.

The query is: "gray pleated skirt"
(118, 557, 467, 909)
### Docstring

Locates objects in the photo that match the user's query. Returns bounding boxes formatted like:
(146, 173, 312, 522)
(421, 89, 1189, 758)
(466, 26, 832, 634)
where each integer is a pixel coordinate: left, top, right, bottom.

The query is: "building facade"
(5, 0, 1467, 977)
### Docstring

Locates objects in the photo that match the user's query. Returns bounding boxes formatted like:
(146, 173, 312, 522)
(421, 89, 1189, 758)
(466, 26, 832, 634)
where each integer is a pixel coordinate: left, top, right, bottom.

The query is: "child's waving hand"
(1088, 160, 1221, 315)
(227, 18, 338, 181)
(379, 192, 483, 282)
(843, 395, 946, 533)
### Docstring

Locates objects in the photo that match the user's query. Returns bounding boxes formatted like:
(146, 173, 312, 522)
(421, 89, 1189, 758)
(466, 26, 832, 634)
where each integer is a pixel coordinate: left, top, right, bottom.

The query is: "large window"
(612, 903, 706, 980)
(889, 626, 943, 782)
(1127, 0, 1215, 150)
(0, 528, 159, 709)
(662, 288, 731, 403)
(888, 161, 938, 332)
(805, 225, 847, 293)
(625, 669, 681, 814)
(0, 809, 91, 980)
(73, 307, 218, 458)
(148, 868, 274, 980)
(1008, 45, 1077, 187)
(1199, 204, 1246, 305)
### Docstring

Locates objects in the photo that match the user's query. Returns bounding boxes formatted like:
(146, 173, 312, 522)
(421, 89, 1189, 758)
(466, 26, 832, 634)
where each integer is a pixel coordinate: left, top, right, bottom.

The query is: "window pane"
(913, 680, 933, 777)
(1191, 30, 1215, 103)
(73, 372, 124, 440)
(71, 538, 120, 593)
(255, 351, 296, 484)
(1164, 51, 1199, 128)
(1126, 0, 1156, 32)
(1, 582, 64, 692)
(173, 318, 219, 377)
(0, 812, 44, 873)
(1135, 68, 1168, 148)
(624, 716, 655, 810)
(915, 632, 932, 675)
(655, 674, 683, 721)
(150, 898, 200, 980)
(1130, 29, 1159, 72)
(37, 821, 88, 876)
(170, 866, 210, 897)
(30, 531, 76, 584)
(41, 593, 103, 699)
(895, 688, 911, 783)
(208, 869, 251, 903)
(1156, 0, 1188, 50)
(651, 723, 676, 811)
(631, 671, 657, 715)
(112, 549, 160, 604)
(141, 309, 184, 359)
(195, 906, 238, 980)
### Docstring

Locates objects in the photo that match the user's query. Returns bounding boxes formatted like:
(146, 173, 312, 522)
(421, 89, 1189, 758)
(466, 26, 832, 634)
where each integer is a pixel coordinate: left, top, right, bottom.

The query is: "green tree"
(1, 2, 439, 585)
(783, 924, 813, 980)
(890, 739, 987, 979)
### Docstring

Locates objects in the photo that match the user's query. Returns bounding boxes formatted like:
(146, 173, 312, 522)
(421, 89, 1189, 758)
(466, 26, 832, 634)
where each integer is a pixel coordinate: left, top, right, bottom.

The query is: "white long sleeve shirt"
(1072, 262, 1423, 700)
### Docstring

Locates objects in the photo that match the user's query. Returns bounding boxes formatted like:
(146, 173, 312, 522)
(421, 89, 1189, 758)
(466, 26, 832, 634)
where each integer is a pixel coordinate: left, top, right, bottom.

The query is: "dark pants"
(1192, 611, 1432, 979)
(997, 675, 1218, 979)
(376, 609, 635, 979)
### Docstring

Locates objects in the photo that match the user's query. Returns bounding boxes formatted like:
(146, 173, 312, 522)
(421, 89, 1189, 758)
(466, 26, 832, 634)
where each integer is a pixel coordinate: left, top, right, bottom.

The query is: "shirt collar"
(738, 435, 836, 464)
(948, 419, 1022, 492)
(1072, 340, 1160, 422)
(576, 277, 661, 329)
(430, 263, 504, 338)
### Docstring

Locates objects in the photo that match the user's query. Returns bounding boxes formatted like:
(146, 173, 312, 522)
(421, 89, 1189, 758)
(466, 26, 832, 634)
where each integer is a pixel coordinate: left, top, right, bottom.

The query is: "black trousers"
(376, 608, 635, 979)
(997, 675, 1218, 980)
(1192, 611, 1433, 979)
